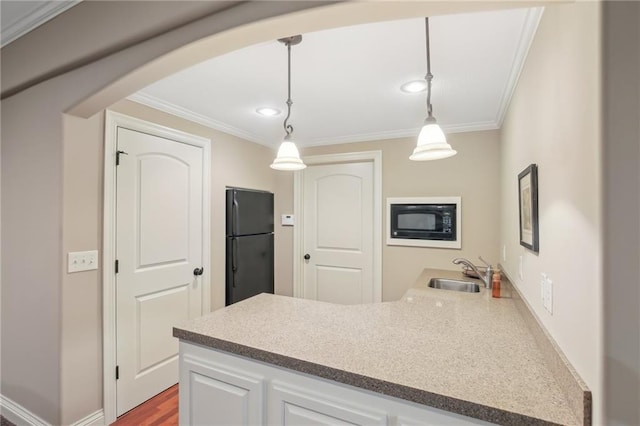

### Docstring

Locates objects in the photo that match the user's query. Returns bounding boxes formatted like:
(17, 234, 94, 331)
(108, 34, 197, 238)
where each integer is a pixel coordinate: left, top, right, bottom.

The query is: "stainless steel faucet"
(452, 257, 494, 289)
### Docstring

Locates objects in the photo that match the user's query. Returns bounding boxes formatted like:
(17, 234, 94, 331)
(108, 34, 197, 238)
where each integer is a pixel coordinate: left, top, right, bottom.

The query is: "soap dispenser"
(492, 270, 501, 298)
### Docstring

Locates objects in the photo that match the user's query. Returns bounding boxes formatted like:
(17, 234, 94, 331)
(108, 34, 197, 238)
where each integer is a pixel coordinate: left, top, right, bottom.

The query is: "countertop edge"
(501, 267, 592, 426)
(173, 327, 563, 426)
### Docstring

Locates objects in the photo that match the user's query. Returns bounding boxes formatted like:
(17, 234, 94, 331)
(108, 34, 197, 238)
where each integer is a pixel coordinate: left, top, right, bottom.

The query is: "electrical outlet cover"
(539, 273, 553, 314)
(546, 278, 553, 314)
(519, 256, 524, 280)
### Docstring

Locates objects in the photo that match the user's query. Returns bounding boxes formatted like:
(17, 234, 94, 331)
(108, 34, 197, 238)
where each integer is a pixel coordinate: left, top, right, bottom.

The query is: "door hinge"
(116, 365, 119, 380)
(115, 259, 119, 274)
(116, 150, 128, 166)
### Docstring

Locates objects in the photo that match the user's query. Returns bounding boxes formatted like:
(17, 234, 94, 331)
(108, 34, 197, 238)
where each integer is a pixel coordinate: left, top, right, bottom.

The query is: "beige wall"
(61, 113, 105, 424)
(1, 84, 65, 424)
(274, 173, 295, 297)
(301, 131, 501, 302)
(499, 2, 603, 422)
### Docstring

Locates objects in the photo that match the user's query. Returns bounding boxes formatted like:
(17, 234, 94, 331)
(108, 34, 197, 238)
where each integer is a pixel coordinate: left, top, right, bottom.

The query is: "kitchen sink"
(428, 278, 480, 293)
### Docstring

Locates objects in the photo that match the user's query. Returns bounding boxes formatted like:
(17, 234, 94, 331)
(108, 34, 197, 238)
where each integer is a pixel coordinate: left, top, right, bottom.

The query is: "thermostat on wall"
(281, 214, 294, 226)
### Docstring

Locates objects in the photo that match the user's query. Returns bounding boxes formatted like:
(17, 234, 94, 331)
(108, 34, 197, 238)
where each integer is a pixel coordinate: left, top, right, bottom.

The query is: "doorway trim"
(102, 111, 211, 424)
(293, 151, 382, 303)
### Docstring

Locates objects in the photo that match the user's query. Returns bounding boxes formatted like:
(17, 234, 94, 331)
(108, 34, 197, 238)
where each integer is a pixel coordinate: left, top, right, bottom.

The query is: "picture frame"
(518, 164, 539, 252)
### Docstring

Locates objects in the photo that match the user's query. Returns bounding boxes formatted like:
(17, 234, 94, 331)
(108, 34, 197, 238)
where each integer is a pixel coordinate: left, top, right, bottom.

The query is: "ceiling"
(131, 6, 543, 149)
(1, 3, 543, 148)
(0, 0, 80, 47)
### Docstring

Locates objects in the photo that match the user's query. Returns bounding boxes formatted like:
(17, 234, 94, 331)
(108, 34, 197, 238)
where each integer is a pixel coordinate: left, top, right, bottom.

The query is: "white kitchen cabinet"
(180, 347, 265, 425)
(179, 342, 492, 426)
(268, 381, 387, 425)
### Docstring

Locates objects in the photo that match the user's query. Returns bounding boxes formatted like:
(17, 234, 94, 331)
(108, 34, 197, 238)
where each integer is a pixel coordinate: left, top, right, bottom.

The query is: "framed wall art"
(518, 164, 539, 252)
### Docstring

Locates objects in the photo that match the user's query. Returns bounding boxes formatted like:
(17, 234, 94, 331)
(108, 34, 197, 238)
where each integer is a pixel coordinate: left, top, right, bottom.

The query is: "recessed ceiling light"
(256, 107, 281, 117)
(400, 80, 427, 93)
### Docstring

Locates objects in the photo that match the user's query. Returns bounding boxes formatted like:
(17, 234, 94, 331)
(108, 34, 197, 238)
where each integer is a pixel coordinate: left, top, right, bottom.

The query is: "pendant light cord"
(284, 41, 294, 136)
(425, 17, 434, 118)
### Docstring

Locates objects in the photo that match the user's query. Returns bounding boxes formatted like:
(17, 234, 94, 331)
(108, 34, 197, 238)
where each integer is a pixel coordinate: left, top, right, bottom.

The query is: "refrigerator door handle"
(231, 237, 238, 287)
(232, 191, 240, 236)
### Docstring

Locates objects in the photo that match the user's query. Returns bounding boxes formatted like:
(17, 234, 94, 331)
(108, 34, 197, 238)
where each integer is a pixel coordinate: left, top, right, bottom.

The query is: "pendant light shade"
(271, 135, 305, 170)
(410, 18, 456, 161)
(410, 117, 457, 161)
(271, 35, 306, 171)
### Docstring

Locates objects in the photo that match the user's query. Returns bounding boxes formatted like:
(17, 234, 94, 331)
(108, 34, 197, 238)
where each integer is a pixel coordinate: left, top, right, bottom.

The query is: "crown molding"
(302, 121, 499, 148)
(444, 120, 500, 134)
(128, 8, 543, 151)
(1, 1, 82, 47)
(127, 93, 270, 147)
(494, 7, 545, 127)
(304, 128, 417, 147)
(129, 92, 500, 149)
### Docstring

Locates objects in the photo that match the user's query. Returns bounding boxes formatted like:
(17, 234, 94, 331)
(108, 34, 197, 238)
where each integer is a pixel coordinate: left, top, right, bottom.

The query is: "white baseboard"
(0, 394, 51, 426)
(0, 395, 104, 426)
(71, 410, 104, 426)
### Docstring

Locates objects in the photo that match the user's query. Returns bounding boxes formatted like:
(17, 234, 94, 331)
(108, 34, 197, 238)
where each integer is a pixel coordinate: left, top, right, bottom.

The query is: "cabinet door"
(269, 381, 387, 426)
(181, 353, 264, 425)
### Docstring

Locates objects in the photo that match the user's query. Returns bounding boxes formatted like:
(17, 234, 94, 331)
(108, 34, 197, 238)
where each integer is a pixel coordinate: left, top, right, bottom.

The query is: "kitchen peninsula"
(173, 269, 590, 425)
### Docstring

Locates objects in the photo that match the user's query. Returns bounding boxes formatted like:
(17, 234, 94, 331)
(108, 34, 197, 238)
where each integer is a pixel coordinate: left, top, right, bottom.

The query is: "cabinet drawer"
(269, 381, 387, 426)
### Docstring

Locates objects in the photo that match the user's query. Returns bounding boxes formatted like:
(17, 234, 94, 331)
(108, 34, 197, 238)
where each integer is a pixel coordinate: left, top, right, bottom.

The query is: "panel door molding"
(180, 353, 264, 426)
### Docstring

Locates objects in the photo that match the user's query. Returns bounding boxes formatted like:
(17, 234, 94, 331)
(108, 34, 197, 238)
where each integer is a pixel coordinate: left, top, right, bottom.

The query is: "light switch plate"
(502, 245, 507, 262)
(68, 250, 99, 273)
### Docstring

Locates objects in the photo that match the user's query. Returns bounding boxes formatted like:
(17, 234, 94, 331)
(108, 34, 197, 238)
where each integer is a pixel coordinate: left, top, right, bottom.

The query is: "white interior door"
(302, 162, 374, 304)
(116, 127, 205, 416)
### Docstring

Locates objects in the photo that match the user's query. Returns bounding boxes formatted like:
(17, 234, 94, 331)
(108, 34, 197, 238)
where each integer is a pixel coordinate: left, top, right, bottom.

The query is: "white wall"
(499, 2, 602, 422)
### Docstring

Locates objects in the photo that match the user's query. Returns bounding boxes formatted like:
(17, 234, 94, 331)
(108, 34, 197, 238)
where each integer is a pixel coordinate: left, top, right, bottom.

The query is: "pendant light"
(270, 35, 306, 171)
(410, 18, 457, 161)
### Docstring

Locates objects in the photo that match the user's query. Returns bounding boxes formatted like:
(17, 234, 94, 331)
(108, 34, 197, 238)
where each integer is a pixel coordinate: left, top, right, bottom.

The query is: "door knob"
(304, 254, 311, 260)
(193, 267, 204, 276)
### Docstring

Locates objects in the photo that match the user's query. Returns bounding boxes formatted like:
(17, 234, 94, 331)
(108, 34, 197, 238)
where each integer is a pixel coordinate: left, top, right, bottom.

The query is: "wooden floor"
(112, 385, 178, 426)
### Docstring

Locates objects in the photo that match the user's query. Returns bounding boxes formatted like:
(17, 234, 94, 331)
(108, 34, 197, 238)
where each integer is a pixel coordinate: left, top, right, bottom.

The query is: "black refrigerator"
(226, 188, 274, 306)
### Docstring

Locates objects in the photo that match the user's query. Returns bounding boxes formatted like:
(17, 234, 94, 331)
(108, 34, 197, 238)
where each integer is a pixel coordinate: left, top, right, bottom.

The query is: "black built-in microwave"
(389, 203, 457, 241)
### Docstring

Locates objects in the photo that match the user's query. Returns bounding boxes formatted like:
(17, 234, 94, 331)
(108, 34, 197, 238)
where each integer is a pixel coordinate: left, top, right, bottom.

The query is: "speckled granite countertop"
(174, 269, 580, 425)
